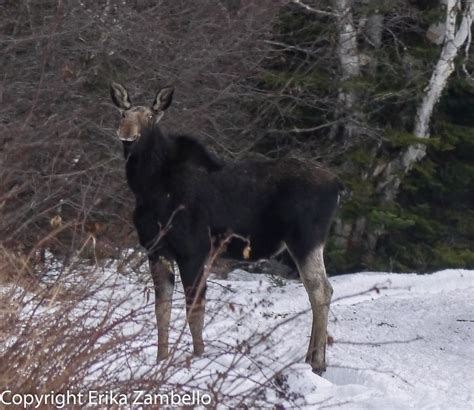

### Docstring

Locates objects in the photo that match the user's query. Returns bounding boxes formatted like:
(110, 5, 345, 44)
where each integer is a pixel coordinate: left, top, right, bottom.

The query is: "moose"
(110, 82, 342, 375)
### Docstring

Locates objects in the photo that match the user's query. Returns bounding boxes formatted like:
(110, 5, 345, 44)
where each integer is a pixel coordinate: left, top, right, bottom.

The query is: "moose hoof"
(193, 344, 204, 357)
(157, 351, 169, 362)
(306, 355, 326, 376)
(311, 367, 326, 377)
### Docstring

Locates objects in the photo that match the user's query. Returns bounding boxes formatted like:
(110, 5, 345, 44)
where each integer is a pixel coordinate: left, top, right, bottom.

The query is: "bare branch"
(291, 0, 337, 16)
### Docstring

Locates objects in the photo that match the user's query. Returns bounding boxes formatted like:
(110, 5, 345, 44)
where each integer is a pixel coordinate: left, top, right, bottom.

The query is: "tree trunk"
(365, 12, 384, 73)
(331, 2, 386, 258)
(378, 0, 474, 202)
(330, 0, 361, 140)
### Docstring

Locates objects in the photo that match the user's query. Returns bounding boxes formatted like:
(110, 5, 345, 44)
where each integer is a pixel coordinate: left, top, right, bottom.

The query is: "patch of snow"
(2, 268, 473, 408)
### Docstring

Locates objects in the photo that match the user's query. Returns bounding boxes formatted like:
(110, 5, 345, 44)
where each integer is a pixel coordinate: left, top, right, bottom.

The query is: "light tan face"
(110, 82, 174, 142)
(116, 106, 158, 142)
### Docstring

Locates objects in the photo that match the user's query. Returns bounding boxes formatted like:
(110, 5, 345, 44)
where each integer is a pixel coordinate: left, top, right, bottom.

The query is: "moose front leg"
(297, 245, 333, 375)
(149, 257, 175, 361)
(177, 256, 207, 356)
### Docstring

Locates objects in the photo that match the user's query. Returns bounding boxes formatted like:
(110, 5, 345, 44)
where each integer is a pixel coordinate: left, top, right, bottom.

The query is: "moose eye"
(121, 111, 126, 118)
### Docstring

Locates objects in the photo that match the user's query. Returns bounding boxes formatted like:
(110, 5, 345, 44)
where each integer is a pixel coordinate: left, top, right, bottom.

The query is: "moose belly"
(212, 229, 285, 261)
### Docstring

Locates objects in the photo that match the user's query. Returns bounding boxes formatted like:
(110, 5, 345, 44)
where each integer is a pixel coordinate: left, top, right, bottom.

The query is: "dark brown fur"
(110, 82, 342, 374)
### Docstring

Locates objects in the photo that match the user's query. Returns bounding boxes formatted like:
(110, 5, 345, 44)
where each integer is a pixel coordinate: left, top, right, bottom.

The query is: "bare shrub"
(0, 248, 311, 407)
(0, 0, 282, 268)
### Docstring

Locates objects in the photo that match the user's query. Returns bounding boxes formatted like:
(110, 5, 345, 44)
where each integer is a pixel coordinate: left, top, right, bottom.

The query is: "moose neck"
(123, 125, 172, 197)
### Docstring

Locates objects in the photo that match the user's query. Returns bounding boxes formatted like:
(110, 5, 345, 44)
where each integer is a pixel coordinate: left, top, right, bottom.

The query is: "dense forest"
(1, 0, 473, 275)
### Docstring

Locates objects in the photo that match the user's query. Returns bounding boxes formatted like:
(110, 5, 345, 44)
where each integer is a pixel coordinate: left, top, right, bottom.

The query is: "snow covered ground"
(193, 268, 474, 408)
(3, 266, 473, 408)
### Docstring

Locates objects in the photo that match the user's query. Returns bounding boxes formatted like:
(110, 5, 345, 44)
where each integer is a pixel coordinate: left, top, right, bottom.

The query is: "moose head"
(110, 82, 174, 142)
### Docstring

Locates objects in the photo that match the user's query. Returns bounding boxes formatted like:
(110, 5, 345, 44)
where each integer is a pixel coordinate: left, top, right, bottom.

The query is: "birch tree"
(377, 0, 474, 202)
(291, 0, 383, 253)
(331, 0, 362, 140)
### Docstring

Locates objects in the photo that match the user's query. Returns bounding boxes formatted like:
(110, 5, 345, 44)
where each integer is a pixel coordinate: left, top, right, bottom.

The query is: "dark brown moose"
(110, 82, 342, 375)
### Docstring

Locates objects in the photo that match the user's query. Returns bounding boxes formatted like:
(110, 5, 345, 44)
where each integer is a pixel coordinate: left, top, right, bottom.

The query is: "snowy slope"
(3, 267, 473, 408)
(193, 269, 474, 408)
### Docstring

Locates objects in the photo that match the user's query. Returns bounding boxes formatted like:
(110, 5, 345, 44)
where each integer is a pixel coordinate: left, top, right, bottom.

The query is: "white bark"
(293, 0, 362, 137)
(330, 0, 361, 143)
(333, 0, 361, 116)
(364, 12, 384, 74)
(330, 0, 368, 252)
(291, 0, 337, 17)
(334, 0, 360, 79)
(379, 0, 474, 202)
(366, 13, 384, 49)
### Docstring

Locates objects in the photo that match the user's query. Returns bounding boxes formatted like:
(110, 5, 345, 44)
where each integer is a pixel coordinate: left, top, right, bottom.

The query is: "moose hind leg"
(150, 257, 175, 361)
(291, 244, 333, 375)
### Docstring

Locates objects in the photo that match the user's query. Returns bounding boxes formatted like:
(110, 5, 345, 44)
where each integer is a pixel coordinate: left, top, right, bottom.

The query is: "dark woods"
(1, 0, 472, 275)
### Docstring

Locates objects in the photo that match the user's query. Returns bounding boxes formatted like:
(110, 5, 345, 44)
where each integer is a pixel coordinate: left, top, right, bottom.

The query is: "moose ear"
(152, 86, 174, 112)
(110, 82, 132, 110)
